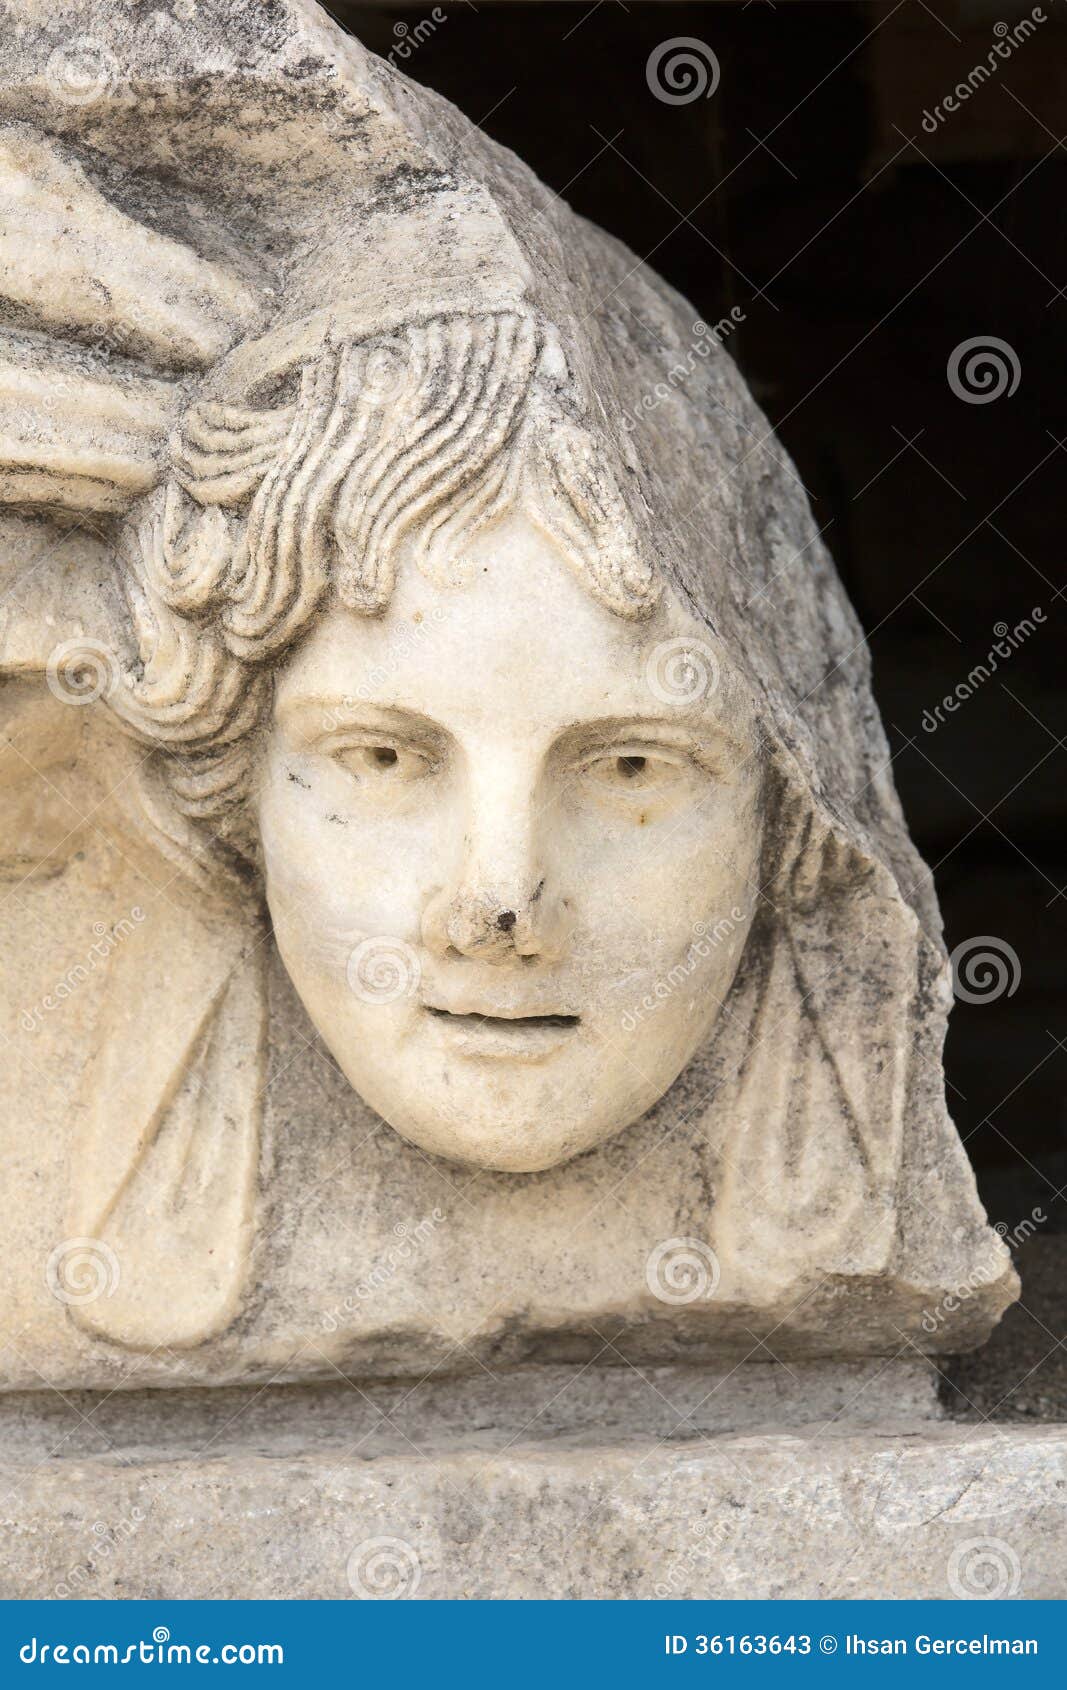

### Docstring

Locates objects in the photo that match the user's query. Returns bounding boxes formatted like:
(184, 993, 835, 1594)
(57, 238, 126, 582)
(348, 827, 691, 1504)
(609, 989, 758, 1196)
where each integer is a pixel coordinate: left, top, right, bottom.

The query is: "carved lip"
(421, 1005, 580, 1060)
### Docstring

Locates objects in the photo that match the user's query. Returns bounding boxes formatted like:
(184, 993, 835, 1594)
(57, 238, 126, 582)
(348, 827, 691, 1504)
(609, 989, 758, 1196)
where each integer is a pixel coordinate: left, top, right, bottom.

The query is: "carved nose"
(428, 886, 558, 964)
(421, 762, 570, 965)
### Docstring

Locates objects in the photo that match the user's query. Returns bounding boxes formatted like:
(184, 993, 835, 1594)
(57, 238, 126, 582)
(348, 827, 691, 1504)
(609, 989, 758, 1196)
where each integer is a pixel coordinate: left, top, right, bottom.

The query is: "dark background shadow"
(336, 0, 1066, 1413)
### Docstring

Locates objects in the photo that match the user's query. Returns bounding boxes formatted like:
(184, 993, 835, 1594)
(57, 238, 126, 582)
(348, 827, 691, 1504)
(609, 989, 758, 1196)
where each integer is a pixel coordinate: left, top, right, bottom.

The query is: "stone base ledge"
(2, 1418, 1065, 1600)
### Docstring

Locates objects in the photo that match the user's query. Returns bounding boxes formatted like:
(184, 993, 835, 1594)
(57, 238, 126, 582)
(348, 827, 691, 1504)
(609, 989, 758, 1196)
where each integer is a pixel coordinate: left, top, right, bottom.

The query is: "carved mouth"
(422, 1006, 580, 1061)
(425, 1008, 579, 1029)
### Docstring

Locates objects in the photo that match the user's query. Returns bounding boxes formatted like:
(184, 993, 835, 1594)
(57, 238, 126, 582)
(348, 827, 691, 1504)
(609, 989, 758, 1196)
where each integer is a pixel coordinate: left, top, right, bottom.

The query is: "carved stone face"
(257, 513, 762, 1171)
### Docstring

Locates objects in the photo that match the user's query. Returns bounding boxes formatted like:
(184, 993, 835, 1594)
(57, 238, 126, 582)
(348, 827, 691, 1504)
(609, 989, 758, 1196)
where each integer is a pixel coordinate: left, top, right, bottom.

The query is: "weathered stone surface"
(0, 0, 1014, 1388)
(0, 1360, 944, 1462)
(2, 1398, 1063, 1599)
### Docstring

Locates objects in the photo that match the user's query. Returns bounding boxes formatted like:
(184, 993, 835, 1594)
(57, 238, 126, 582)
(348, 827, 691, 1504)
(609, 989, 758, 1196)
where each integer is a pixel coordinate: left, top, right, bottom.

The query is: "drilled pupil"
(372, 746, 398, 767)
(617, 755, 646, 778)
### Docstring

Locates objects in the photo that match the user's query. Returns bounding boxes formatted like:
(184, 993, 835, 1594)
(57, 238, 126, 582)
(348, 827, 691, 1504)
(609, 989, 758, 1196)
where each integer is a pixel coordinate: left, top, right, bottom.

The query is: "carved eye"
(580, 748, 687, 792)
(331, 741, 432, 782)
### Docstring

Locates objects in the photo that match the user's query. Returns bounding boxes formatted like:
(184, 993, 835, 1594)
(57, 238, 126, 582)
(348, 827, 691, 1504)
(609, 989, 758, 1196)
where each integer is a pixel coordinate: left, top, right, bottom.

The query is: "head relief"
(0, 0, 1015, 1358)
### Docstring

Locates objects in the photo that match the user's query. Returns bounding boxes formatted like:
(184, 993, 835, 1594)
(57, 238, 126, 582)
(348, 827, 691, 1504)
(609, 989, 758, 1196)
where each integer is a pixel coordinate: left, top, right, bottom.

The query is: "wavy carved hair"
(108, 309, 658, 828)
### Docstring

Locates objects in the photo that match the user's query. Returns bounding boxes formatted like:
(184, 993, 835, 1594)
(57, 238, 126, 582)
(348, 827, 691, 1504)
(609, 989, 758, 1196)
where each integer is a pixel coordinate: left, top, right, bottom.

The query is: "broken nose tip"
(496, 909, 517, 932)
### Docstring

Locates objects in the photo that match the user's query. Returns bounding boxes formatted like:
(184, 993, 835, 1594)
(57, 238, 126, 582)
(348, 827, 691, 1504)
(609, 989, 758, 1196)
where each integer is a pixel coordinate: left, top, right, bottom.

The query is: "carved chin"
(375, 1107, 620, 1176)
(330, 1042, 657, 1175)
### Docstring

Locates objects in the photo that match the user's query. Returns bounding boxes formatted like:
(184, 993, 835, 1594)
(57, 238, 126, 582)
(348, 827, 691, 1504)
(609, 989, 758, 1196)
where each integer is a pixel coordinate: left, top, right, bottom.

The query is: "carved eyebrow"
(275, 697, 447, 746)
